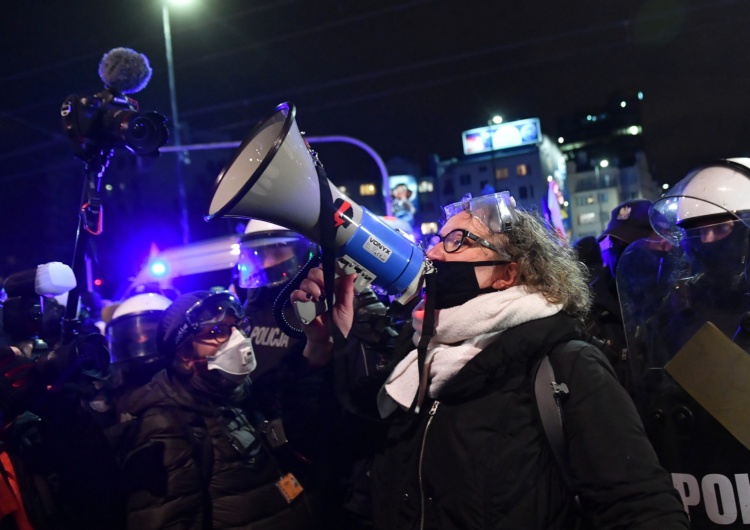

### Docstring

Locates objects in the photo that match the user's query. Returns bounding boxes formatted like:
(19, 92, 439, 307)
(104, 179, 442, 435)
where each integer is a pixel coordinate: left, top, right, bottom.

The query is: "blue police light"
(149, 260, 168, 278)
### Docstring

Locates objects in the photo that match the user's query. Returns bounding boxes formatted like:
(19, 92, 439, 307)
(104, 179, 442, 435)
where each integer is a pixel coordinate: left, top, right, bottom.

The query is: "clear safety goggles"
(443, 191, 520, 233)
(184, 291, 244, 330)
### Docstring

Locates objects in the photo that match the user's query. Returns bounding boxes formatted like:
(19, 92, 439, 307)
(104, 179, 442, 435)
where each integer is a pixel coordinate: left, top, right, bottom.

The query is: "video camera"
(61, 88, 167, 161)
(0, 263, 110, 403)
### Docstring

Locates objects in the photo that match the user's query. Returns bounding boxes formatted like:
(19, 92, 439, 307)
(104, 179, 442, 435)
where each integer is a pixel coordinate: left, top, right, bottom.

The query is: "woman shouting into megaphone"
(290, 191, 689, 530)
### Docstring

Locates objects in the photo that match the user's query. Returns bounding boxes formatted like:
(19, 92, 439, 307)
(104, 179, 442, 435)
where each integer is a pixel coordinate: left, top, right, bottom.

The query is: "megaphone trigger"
(294, 298, 329, 326)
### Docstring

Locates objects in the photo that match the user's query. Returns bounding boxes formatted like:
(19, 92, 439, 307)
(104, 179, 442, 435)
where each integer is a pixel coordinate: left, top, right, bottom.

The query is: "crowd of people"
(0, 157, 749, 529)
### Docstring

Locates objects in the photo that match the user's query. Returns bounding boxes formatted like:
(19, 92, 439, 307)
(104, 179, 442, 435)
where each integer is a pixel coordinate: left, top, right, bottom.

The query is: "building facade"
(430, 124, 569, 238)
(558, 92, 661, 241)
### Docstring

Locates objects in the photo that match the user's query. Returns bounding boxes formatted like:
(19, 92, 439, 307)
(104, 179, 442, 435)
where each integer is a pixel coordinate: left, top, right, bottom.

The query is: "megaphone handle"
(294, 297, 332, 326)
(293, 261, 372, 325)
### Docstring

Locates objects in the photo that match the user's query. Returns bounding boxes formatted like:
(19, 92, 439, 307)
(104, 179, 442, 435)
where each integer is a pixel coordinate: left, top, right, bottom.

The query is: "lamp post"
(488, 115, 503, 182)
(162, 1, 191, 244)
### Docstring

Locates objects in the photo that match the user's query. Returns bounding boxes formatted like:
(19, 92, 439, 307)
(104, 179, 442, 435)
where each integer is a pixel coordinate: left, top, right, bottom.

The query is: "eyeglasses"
(194, 318, 252, 345)
(428, 229, 502, 254)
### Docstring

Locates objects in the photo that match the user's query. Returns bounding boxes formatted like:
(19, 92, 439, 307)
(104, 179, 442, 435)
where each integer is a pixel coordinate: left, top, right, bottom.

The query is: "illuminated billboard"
(388, 174, 418, 228)
(461, 118, 542, 155)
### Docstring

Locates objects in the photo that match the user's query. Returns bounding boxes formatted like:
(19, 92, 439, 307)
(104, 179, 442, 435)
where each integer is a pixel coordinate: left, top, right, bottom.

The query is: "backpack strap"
(534, 341, 585, 508)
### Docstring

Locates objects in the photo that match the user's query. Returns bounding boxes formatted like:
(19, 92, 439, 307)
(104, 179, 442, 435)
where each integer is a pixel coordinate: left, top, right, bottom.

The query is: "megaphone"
(206, 102, 430, 323)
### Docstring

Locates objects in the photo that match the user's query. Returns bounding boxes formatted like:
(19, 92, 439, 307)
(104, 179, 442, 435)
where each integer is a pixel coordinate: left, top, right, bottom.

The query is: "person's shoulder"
(546, 336, 616, 383)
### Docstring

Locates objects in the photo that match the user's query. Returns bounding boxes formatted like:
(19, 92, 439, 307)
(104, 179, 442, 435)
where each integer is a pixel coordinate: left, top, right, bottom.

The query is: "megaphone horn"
(206, 102, 342, 242)
(206, 102, 429, 320)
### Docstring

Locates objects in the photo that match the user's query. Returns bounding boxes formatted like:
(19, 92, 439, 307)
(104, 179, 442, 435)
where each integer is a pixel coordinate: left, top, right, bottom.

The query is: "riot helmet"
(237, 220, 317, 289)
(650, 158, 750, 243)
(106, 292, 172, 387)
(650, 158, 750, 297)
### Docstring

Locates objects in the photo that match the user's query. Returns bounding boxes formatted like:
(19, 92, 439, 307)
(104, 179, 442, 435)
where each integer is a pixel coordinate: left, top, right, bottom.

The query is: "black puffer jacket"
(122, 370, 313, 529)
(369, 312, 689, 530)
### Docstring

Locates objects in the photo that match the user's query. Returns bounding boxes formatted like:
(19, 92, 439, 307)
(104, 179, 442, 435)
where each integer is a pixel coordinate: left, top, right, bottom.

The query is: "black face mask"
(430, 260, 508, 309)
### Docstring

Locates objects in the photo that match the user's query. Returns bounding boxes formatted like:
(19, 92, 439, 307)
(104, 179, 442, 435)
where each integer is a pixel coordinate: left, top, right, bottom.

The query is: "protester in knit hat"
(120, 290, 313, 529)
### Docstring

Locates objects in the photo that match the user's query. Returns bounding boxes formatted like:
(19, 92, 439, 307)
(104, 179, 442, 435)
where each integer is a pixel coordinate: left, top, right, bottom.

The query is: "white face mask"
(206, 328, 257, 376)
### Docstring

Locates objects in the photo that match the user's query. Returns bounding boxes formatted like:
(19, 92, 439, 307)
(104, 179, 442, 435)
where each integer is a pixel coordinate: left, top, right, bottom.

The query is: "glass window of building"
(459, 174, 472, 185)
(418, 180, 434, 193)
(516, 164, 528, 176)
(359, 183, 377, 196)
(579, 212, 596, 225)
(495, 167, 509, 180)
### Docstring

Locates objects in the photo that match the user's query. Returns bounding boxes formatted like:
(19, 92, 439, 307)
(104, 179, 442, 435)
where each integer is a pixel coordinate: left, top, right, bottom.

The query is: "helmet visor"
(651, 161, 750, 243)
(238, 234, 315, 288)
(107, 312, 162, 364)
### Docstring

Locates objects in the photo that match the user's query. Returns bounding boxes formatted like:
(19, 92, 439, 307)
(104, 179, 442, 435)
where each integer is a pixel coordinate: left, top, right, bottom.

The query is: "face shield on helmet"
(650, 158, 750, 244)
(238, 220, 317, 289)
(443, 191, 520, 233)
(650, 158, 750, 295)
(108, 293, 172, 388)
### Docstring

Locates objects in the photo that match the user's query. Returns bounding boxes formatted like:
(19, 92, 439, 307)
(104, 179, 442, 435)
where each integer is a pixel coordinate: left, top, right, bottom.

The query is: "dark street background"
(2, 0, 748, 296)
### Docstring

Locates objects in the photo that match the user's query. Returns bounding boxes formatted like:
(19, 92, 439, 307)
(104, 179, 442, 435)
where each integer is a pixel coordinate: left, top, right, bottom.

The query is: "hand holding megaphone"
(290, 267, 358, 364)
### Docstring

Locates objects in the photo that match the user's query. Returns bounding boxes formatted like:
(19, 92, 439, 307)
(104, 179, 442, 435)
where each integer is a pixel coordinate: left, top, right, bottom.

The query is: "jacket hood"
(436, 312, 580, 402)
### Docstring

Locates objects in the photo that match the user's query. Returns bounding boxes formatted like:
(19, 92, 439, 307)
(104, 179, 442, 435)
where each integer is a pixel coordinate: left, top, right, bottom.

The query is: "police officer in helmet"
(237, 219, 317, 419)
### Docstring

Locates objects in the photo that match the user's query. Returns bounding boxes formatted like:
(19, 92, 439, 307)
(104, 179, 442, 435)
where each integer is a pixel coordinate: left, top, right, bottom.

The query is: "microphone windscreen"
(98, 47, 153, 94)
(35, 262, 77, 296)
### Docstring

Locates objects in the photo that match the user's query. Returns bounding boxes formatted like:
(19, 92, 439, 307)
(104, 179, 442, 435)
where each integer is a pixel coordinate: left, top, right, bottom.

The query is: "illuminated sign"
(461, 118, 542, 155)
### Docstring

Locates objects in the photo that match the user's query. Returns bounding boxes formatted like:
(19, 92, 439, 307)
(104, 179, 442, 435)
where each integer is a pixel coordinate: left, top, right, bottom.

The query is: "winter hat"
(156, 291, 213, 359)
(598, 199, 656, 244)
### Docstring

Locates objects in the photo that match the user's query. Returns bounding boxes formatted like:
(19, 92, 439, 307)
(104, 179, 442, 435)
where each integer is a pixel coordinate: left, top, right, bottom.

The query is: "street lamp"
(487, 115, 503, 182)
(162, 0, 194, 244)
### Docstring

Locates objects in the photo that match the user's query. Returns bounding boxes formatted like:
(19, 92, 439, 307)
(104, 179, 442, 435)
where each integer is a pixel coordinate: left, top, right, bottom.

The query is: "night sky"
(2, 0, 749, 296)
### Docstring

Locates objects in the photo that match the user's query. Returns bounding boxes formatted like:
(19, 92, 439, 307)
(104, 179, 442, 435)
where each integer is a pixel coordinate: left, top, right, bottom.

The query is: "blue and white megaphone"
(205, 102, 430, 323)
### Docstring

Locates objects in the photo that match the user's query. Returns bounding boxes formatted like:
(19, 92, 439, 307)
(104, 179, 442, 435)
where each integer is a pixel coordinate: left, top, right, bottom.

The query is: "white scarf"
(377, 286, 562, 417)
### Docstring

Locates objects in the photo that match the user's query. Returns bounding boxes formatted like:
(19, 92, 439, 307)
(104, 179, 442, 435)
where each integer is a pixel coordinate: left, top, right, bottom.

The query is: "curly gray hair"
(486, 210, 592, 321)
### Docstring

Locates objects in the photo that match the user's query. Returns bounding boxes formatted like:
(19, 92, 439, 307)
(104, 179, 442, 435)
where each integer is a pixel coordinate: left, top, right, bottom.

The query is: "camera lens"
(125, 112, 168, 156)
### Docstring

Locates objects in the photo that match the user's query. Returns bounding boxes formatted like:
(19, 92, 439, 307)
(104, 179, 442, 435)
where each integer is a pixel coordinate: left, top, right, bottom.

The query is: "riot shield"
(618, 223, 750, 528)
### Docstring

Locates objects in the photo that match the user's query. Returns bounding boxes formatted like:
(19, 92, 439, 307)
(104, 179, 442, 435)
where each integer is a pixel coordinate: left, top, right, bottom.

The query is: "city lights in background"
(663, 183, 670, 190)
(599, 159, 609, 168)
